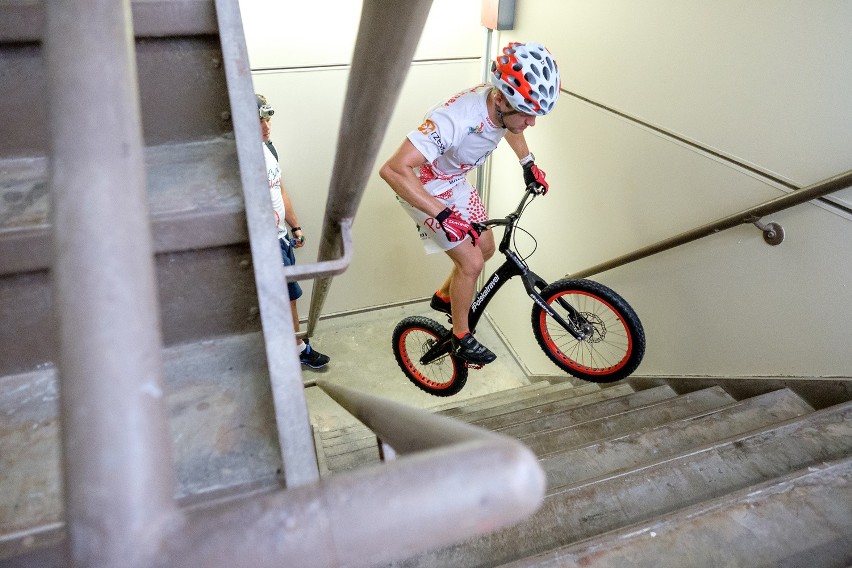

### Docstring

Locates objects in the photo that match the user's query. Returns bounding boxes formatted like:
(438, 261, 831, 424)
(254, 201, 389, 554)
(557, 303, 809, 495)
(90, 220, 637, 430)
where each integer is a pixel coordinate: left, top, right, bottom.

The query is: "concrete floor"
(301, 300, 532, 432)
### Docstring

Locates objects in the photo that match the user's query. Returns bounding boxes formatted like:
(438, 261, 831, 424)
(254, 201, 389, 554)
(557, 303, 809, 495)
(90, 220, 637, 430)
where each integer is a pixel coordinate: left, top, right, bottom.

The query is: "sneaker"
(452, 333, 496, 365)
(430, 292, 451, 314)
(300, 343, 330, 369)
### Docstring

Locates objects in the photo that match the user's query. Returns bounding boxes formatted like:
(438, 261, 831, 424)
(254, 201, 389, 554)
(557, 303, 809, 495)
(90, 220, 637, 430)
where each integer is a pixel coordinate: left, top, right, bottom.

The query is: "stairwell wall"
(240, 1, 852, 380)
(486, 0, 852, 378)
(240, 0, 485, 314)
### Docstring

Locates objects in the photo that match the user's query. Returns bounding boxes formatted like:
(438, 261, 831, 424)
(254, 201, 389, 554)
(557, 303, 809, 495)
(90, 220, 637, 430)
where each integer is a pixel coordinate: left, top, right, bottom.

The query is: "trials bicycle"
(392, 184, 646, 397)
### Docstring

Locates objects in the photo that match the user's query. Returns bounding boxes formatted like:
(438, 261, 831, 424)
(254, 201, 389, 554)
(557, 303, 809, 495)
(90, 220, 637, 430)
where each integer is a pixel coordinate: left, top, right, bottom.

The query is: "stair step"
(318, 384, 624, 474)
(0, 138, 255, 376)
(442, 382, 605, 422)
(0, 331, 282, 538)
(453, 382, 611, 422)
(389, 400, 852, 568)
(519, 386, 736, 455)
(499, 456, 852, 568)
(434, 382, 556, 417)
(476, 382, 649, 432)
(541, 388, 812, 489)
(0, 138, 244, 274)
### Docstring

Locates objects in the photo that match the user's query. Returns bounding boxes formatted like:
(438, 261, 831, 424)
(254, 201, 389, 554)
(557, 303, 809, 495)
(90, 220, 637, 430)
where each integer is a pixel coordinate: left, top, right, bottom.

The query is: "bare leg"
(441, 231, 495, 335)
(436, 268, 455, 300)
(290, 299, 302, 346)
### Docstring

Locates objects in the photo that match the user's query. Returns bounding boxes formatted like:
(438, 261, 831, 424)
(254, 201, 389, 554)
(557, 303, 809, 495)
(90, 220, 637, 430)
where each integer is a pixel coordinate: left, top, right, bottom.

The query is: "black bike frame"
(419, 187, 589, 366)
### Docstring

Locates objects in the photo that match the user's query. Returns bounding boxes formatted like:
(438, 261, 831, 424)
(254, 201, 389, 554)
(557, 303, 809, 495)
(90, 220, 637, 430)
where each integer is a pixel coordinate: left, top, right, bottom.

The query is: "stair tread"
(498, 456, 852, 568)
(519, 386, 736, 455)
(0, 331, 283, 537)
(440, 382, 606, 422)
(0, 137, 245, 275)
(388, 400, 852, 568)
(475, 383, 642, 431)
(318, 384, 628, 463)
(433, 382, 554, 416)
(484, 384, 677, 434)
(541, 388, 813, 489)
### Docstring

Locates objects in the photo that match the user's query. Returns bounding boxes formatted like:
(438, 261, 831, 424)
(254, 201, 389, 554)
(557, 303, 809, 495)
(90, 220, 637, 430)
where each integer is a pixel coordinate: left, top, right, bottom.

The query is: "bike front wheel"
(392, 316, 468, 396)
(532, 279, 645, 383)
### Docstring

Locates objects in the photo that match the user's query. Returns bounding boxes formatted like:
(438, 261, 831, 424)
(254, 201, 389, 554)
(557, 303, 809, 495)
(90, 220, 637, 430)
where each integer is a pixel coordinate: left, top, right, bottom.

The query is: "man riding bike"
(379, 41, 561, 365)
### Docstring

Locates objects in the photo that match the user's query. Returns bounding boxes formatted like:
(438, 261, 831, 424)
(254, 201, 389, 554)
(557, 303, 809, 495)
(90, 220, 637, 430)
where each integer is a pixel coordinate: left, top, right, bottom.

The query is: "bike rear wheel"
(532, 278, 645, 383)
(392, 316, 468, 396)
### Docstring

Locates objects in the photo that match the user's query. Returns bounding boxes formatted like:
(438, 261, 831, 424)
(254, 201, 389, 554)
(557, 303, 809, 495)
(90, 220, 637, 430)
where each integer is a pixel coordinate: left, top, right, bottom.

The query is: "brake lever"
(526, 182, 545, 195)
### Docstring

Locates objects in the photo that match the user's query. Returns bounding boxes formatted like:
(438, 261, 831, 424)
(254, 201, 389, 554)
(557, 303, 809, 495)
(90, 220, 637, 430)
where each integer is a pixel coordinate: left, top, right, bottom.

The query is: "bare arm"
(503, 130, 532, 161)
(280, 184, 305, 247)
(379, 139, 446, 218)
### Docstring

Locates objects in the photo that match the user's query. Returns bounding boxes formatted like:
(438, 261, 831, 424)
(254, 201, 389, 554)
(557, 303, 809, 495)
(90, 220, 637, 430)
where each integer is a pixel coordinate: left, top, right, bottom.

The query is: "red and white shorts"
(397, 179, 488, 254)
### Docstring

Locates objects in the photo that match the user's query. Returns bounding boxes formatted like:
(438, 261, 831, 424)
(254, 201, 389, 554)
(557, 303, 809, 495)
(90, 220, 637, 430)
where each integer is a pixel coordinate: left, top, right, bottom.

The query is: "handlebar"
(471, 182, 543, 234)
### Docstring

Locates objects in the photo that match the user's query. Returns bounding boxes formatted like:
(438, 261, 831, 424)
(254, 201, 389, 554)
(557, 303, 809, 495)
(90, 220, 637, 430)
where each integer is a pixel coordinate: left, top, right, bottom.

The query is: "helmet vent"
(490, 41, 560, 116)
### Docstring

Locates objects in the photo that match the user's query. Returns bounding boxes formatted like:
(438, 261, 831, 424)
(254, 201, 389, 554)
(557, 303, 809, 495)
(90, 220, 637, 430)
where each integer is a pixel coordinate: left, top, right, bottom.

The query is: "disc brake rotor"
(579, 312, 606, 343)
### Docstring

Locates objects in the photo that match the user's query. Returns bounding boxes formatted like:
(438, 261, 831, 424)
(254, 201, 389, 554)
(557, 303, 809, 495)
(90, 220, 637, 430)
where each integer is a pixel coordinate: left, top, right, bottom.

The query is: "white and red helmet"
(491, 42, 561, 116)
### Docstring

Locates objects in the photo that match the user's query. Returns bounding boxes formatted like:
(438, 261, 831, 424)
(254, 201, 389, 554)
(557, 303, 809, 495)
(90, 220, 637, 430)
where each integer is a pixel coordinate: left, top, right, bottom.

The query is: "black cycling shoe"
(300, 343, 330, 369)
(452, 332, 496, 365)
(430, 293, 452, 314)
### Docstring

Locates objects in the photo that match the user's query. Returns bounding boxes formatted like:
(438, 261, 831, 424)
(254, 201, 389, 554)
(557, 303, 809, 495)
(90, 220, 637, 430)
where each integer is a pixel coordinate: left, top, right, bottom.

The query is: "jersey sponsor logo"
(429, 131, 446, 154)
(467, 122, 484, 135)
(417, 119, 436, 135)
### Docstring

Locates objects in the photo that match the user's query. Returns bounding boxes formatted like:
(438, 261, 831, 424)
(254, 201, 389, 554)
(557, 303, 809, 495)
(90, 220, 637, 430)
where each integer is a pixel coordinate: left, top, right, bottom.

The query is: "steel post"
(45, 0, 178, 565)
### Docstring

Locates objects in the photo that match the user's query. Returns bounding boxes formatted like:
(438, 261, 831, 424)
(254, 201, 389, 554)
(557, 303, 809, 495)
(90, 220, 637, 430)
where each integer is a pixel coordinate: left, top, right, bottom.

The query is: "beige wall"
(241, 0, 485, 313)
(242, 1, 852, 379)
(489, 0, 852, 378)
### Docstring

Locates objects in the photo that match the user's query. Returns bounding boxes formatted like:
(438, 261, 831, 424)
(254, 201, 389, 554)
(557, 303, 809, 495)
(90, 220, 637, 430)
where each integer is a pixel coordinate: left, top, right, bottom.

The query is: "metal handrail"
(216, 0, 319, 488)
(153, 382, 544, 568)
(567, 169, 852, 279)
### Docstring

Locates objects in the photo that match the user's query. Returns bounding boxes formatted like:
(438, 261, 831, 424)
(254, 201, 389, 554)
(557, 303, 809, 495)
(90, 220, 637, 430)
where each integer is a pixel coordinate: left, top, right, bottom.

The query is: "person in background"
(379, 42, 560, 366)
(258, 93, 330, 369)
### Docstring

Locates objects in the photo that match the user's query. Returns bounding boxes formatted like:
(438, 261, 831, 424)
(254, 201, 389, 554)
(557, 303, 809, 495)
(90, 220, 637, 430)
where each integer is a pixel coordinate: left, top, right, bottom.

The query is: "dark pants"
(279, 236, 303, 301)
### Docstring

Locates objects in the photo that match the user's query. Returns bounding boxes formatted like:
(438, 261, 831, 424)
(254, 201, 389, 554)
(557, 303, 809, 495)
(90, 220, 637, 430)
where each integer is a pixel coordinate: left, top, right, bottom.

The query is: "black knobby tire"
(392, 316, 468, 396)
(531, 278, 645, 383)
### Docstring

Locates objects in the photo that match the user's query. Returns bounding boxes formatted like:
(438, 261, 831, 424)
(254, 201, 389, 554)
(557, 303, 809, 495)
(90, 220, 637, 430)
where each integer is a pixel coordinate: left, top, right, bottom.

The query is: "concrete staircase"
(315, 380, 852, 567)
(2, 1, 851, 566)
(0, 1, 287, 560)
(0, 1, 260, 378)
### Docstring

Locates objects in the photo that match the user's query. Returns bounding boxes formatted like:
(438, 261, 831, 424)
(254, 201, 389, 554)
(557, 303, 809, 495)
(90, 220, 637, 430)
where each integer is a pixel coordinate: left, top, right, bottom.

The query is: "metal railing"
(302, 0, 440, 338)
(36, 0, 551, 566)
(215, 0, 319, 489)
(567, 169, 852, 279)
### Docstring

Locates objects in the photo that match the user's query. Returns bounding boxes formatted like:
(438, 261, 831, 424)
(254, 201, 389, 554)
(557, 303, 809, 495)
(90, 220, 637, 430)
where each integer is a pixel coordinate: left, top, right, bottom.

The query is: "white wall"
(240, 0, 484, 313)
(487, 0, 852, 378)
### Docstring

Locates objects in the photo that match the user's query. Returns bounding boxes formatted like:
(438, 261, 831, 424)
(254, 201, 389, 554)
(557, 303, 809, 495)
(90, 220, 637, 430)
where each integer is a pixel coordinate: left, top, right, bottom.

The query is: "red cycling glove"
(523, 162, 549, 195)
(435, 207, 479, 246)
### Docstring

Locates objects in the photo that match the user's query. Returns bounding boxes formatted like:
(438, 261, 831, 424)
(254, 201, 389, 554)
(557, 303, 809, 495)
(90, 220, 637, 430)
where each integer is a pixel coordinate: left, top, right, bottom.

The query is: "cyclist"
(379, 41, 560, 365)
(258, 94, 330, 369)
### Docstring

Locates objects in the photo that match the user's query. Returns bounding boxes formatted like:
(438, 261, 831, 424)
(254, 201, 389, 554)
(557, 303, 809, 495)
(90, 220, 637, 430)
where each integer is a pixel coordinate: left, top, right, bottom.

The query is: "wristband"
(435, 208, 453, 224)
(519, 152, 535, 166)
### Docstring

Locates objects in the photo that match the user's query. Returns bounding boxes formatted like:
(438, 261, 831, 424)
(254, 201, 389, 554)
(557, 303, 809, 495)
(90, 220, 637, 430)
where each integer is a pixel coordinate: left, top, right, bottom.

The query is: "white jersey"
(406, 84, 506, 197)
(264, 143, 288, 239)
